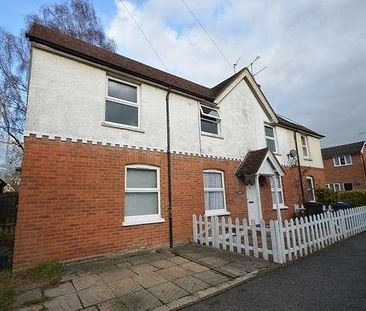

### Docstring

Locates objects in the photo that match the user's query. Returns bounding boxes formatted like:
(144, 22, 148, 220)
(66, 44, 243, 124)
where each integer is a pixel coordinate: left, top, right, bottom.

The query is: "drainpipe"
(294, 131, 305, 204)
(166, 88, 174, 248)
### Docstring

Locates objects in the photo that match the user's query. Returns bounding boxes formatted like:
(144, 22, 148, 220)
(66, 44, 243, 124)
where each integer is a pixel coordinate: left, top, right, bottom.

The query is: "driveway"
(184, 232, 366, 311)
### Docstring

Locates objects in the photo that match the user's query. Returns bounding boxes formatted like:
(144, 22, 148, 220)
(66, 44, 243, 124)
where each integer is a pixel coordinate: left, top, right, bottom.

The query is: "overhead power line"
(181, 0, 233, 72)
(119, 0, 169, 72)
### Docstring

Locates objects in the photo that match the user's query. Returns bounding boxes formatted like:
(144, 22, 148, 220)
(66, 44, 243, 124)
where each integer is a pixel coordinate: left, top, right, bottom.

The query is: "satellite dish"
(288, 149, 297, 158)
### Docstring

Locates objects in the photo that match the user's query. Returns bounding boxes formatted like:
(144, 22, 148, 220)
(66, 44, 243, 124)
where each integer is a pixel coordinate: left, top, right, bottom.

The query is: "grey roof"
(276, 115, 324, 138)
(321, 141, 365, 158)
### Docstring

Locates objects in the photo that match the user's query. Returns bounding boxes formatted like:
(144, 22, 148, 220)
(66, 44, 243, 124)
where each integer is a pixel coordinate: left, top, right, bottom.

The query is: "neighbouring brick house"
(14, 24, 325, 269)
(321, 141, 366, 192)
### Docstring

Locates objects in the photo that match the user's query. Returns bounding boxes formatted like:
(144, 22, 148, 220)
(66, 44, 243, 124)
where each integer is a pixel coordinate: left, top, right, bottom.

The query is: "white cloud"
(107, 0, 366, 146)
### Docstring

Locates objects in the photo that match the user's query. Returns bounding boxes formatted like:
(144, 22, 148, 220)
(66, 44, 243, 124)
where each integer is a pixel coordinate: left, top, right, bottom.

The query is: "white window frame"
(270, 175, 285, 209)
(123, 164, 164, 226)
(200, 104, 222, 137)
(203, 170, 228, 216)
(264, 124, 277, 153)
(301, 135, 310, 158)
(306, 176, 316, 202)
(343, 182, 353, 191)
(333, 155, 352, 167)
(105, 77, 141, 130)
(330, 183, 342, 192)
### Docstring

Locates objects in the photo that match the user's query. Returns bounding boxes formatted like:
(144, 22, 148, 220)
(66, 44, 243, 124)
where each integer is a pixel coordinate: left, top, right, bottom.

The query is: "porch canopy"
(235, 147, 284, 220)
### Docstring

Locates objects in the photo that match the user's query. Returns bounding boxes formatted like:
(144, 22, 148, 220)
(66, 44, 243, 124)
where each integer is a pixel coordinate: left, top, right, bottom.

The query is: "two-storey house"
(14, 24, 325, 269)
(322, 141, 366, 191)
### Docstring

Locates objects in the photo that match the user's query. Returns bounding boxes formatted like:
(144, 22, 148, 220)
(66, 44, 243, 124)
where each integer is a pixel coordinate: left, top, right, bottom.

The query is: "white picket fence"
(192, 206, 366, 264)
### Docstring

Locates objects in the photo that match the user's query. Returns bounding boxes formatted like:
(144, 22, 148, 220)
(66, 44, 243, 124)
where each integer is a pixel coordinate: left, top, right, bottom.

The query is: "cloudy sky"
(1, 0, 366, 147)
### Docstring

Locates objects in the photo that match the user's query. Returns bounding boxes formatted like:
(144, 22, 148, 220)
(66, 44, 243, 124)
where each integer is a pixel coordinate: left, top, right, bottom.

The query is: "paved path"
(185, 233, 366, 311)
(14, 245, 272, 310)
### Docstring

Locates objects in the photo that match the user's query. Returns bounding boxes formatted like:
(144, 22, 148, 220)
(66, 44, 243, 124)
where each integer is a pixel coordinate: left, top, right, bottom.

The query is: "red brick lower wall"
(14, 136, 325, 268)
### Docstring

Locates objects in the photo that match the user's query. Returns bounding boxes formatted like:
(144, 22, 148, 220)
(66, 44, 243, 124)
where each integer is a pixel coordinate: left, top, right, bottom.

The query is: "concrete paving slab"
(83, 307, 99, 311)
(148, 282, 189, 304)
(194, 270, 230, 286)
(132, 271, 167, 288)
(180, 262, 210, 273)
(157, 266, 193, 281)
(14, 288, 43, 308)
(72, 274, 105, 291)
(98, 268, 136, 283)
(44, 293, 82, 311)
(200, 256, 229, 267)
(120, 289, 163, 310)
(129, 263, 158, 275)
(17, 305, 43, 311)
(107, 277, 143, 296)
(168, 256, 191, 265)
(172, 275, 210, 294)
(150, 259, 177, 269)
(44, 281, 75, 298)
(97, 298, 130, 311)
(78, 283, 115, 307)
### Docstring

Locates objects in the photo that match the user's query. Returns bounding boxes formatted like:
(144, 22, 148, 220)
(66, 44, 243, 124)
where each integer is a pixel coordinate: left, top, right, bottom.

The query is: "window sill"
(122, 216, 165, 227)
(205, 210, 230, 217)
(272, 205, 288, 210)
(303, 158, 313, 161)
(102, 121, 145, 133)
(201, 132, 224, 139)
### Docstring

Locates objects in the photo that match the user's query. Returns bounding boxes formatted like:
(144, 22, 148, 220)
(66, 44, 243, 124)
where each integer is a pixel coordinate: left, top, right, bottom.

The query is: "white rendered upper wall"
(26, 47, 323, 168)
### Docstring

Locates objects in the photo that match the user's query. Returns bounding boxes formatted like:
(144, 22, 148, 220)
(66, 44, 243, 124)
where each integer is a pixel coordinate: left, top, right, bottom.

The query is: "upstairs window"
(203, 170, 227, 216)
(105, 78, 139, 128)
(200, 105, 221, 136)
(264, 125, 277, 153)
(333, 155, 352, 167)
(270, 175, 284, 208)
(306, 176, 316, 202)
(301, 135, 309, 158)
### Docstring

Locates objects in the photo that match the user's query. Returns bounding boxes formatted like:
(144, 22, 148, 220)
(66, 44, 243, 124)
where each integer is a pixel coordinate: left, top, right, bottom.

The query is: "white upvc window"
(203, 170, 228, 216)
(330, 183, 342, 192)
(270, 175, 285, 209)
(105, 77, 140, 129)
(333, 155, 352, 167)
(301, 135, 310, 158)
(264, 125, 277, 153)
(200, 104, 221, 136)
(306, 176, 316, 202)
(123, 165, 164, 226)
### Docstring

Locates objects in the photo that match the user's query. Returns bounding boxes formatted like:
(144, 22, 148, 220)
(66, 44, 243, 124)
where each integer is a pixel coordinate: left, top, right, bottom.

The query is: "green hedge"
(315, 187, 366, 207)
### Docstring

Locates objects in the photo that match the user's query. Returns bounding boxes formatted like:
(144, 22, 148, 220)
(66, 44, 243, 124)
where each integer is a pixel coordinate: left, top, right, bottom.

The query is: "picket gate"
(192, 206, 366, 264)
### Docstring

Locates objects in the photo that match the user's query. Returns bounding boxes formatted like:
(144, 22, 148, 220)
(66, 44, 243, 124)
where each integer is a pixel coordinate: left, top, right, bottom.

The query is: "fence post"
(274, 220, 285, 264)
(269, 220, 279, 263)
(193, 215, 198, 243)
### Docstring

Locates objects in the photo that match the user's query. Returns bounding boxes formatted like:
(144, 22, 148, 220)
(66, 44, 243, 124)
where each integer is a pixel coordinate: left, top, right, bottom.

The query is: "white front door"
(246, 184, 261, 224)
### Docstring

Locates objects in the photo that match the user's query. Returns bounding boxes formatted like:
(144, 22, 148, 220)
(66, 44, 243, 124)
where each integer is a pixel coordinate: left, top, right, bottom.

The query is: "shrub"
(315, 187, 366, 207)
(338, 190, 366, 207)
(315, 187, 338, 205)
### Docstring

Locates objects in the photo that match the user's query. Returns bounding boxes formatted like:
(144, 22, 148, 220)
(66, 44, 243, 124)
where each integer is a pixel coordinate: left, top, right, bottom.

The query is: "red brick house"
(321, 141, 366, 191)
(14, 24, 325, 269)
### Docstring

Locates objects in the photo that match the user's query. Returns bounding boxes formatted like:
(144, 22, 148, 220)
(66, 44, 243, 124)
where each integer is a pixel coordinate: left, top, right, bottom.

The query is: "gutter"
(294, 131, 306, 203)
(166, 88, 173, 248)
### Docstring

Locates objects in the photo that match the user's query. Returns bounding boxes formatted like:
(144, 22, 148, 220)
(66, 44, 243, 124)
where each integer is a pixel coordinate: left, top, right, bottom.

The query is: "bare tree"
(0, 0, 116, 153)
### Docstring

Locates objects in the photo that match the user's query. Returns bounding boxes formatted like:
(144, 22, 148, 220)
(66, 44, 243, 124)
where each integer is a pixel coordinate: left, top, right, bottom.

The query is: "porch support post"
(255, 174, 262, 220)
(272, 173, 282, 222)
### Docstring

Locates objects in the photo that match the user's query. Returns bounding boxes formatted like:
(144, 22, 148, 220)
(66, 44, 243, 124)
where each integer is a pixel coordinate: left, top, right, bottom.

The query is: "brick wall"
(323, 154, 366, 190)
(14, 136, 325, 268)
